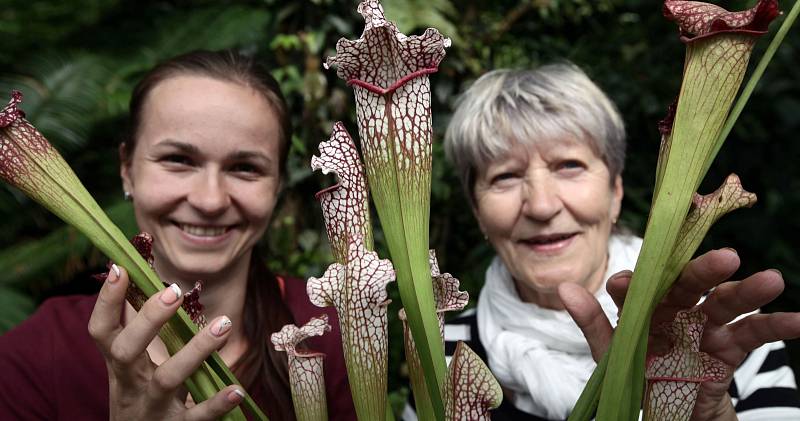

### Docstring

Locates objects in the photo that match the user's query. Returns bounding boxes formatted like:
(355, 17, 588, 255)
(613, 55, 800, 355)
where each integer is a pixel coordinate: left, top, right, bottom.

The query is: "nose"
(520, 175, 561, 221)
(187, 170, 231, 216)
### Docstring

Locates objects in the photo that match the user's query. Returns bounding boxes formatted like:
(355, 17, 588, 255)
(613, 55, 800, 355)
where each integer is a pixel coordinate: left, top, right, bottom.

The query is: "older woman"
(432, 63, 800, 420)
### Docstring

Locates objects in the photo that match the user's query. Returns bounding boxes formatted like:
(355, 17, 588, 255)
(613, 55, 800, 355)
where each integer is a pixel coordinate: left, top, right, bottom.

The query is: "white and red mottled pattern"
(664, 0, 779, 42)
(645, 308, 730, 420)
(323, 3, 452, 409)
(322, 1, 456, 416)
(0, 91, 58, 194)
(658, 0, 778, 202)
(311, 122, 372, 264)
(653, 174, 757, 300)
(323, 0, 450, 242)
(324, 1, 449, 92)
(306, 236, 394, 419)
(678, 174, 756, 245)
(0, 91, 25, 126)
(181, 281, 206, 328)
(399, 250, 469, 341)
(445, 342, 503, 420)
(399, 251, 470, 418)
(271, 315, 331, 421)
(97, 232, 208, 328)
(428, 250, 470, 318)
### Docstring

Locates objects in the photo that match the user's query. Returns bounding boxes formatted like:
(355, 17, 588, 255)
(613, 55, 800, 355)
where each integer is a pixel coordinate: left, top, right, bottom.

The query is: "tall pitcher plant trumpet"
(323, 1, 452, 418)
(570, 1, 789, 420)
(306, 1, 502, 420)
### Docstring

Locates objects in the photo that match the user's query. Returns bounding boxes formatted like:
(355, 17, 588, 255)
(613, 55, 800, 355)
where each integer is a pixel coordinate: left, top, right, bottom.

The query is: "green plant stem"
(568, 352, 607, 421)
(386, 400, 397, 421)
(704, 0, 800, 177)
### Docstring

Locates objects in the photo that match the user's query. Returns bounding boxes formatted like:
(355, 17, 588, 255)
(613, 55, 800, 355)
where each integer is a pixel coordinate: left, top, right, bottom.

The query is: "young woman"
(0, 50, 355, 421)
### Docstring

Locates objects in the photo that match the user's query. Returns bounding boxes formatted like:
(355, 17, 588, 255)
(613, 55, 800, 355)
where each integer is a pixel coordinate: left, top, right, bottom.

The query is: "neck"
(192, 267, 248, 328)
(152, 253, 252, 359)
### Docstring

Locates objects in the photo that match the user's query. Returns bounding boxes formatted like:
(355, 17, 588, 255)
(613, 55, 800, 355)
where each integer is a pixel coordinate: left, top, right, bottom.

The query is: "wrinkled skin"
(560, 248, 800, 421)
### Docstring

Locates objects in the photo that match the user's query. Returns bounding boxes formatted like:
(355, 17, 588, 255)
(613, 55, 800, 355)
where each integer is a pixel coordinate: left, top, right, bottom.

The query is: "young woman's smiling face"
(121, 75, 282, 284)
(473, 137, 623, 309)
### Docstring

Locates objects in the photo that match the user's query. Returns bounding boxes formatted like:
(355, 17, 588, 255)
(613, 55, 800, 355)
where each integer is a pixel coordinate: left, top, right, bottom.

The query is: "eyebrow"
(153, 140, 200, 154)
(229, 150, 272, 166)
(153, 139, 273, 165)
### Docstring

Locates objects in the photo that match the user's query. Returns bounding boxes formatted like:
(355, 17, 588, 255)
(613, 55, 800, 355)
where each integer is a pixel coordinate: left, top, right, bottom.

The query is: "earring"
(123, 191, 132, 201)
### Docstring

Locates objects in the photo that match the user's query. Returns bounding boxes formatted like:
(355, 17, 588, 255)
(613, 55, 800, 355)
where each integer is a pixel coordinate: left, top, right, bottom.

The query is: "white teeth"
(180, 224, 227, 237)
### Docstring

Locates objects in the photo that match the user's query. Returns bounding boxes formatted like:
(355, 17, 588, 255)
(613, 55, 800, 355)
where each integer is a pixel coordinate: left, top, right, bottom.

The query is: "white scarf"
(477, 235, 642, 419)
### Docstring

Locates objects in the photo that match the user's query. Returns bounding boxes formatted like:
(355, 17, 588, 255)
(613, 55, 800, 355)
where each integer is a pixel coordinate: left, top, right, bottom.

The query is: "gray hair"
(444, 62, 626, 206)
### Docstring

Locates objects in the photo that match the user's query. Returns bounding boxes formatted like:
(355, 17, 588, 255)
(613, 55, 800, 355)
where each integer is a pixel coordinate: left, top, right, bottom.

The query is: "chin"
(529, 265, 577, 285)
(528, 281, 564, 295)
(173, 258, 233, 280)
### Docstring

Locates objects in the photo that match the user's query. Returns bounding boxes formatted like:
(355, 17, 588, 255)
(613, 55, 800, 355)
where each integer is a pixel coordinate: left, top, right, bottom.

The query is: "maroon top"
(0, 276, 356, 420)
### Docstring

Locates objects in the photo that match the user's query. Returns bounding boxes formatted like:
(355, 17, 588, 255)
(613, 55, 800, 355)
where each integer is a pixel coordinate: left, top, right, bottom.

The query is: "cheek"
(563, 183, 616, 225)
(131, 192, 178, 236)
(130, 172, 186, 221)
(138, 176, 180, 199)
(475, 191, 520, 235)
(237, 181, 280, 224)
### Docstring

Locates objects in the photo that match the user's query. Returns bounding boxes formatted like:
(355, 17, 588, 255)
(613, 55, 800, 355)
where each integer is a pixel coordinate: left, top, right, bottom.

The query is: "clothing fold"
(477, 234, 642, 418)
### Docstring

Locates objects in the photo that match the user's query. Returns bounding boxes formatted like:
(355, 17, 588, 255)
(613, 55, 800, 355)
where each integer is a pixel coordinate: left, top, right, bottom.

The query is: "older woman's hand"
(559, 248, 800, 421)
(88, 265, 244, 421)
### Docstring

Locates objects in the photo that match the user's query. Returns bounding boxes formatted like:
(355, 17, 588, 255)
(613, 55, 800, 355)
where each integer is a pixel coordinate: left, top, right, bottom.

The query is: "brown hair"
(124, 50, 296, 420)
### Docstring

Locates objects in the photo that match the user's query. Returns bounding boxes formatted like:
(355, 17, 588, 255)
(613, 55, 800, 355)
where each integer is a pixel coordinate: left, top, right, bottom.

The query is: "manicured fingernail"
(160, 283, 181, 305)
(721, 247, 738, 255)
(227, 389, 244, 403)
(212, 316, 232, 337)
(768, 268, 783, 277)
(107, 264, 121, 283)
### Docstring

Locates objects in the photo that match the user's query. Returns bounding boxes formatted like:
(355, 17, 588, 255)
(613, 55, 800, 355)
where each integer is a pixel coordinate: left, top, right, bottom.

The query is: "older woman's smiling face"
(473, 137, 623, 309)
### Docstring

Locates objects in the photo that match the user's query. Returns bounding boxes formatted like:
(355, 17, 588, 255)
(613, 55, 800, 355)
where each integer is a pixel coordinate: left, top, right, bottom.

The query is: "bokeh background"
(1, 0, 798, 410)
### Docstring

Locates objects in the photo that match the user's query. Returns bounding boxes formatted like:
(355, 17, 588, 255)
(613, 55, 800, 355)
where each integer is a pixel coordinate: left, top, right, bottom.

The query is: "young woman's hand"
(88, 265, 244, 421)
(560, 248, 800, 421)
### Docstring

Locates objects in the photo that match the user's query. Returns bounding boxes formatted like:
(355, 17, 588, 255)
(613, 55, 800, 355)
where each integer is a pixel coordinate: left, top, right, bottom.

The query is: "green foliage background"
(1, 0, 798, 407)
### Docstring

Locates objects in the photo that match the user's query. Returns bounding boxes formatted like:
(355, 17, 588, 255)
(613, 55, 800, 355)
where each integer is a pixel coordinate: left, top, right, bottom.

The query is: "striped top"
(405, 308, 800, 420)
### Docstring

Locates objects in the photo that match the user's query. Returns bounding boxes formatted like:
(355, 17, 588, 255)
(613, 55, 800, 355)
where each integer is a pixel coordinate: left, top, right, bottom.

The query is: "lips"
(518, 232, 578, 253)
(173, 222, 235, 238)
(521, 232, 577, 245)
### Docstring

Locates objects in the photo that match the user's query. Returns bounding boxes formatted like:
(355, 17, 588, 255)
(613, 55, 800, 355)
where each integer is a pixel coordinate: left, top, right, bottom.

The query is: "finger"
(559, 283, 613, 362)
(88, 264, 127, 352)
(150, 316, 233, 395)
(606, 270, 632, 312)
(703, 312, 800, 365)
(732, 312, 800, 355)
(183, 385, 245, 421)
(701, 269, 784, 327)
(665, 248, 740, 309)
(109, 283, 184, 366)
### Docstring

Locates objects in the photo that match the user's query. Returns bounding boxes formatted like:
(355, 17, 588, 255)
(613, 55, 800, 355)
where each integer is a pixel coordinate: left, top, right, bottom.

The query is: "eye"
(480, 159, 524, 191)
(491, 172, 517, 183)
(487, 171, 523, 190)
(161, 154, 193, 167)
(229, 162, 265, 177)
(555, 159, 586, 173)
